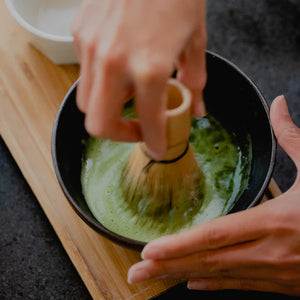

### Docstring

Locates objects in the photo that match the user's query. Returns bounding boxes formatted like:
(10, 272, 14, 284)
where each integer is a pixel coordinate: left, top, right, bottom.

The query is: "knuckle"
(97, 44, 126, 73)
(267, 208, 286, 230)
(131, 60, 170, 87)
(102, 52, 124, 71)
(85, 119, 110, 139)
(82, 36, 97, 54)
(73, 32, 97, 55)
(269, 250, 288, 267)
(267, 206, 296, 236)
(267, 245, 296, 269)
(203, 226, 227, 248)
(195, 252, 218, 273)
(147, 260, 167, 278)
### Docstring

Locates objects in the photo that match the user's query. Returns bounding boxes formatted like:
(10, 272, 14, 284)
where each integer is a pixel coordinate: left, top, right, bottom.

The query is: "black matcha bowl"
(52, 51, 276, 250)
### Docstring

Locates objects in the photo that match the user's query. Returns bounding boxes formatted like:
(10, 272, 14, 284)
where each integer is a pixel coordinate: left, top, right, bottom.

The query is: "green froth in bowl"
(52, 51, 276, 249)
(81, 106, 252, 243)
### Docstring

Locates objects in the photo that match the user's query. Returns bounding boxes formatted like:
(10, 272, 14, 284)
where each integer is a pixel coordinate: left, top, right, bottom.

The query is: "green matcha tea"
(81, 108, 252, 242)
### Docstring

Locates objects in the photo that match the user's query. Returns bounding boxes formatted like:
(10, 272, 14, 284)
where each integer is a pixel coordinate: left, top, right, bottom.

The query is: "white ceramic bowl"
(5, 0, 81, 64)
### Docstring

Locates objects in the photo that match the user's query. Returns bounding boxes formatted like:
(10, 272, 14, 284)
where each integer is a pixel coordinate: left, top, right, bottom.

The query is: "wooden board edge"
(0, 128, 105, 300)
(268, 178, 282, 198)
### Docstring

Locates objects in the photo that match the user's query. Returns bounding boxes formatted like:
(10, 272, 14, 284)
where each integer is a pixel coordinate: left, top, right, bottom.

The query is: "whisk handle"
(165, 78, 192, 159)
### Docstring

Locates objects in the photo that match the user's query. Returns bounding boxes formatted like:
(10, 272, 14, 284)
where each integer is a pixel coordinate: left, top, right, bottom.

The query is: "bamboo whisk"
(121, 78, 204, 216)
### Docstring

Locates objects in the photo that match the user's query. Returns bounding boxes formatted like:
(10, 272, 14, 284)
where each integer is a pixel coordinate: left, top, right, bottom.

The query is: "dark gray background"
(1, 0, 299, 299)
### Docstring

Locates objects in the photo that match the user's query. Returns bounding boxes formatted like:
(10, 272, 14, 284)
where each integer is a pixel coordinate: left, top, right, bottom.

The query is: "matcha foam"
(81, 109, 251, 242)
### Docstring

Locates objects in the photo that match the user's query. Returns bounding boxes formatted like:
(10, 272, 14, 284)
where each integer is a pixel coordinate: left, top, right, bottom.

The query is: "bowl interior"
(204, 53, 275, 213)
(52, 52, 276, 249)
(6, 0, 80, 39)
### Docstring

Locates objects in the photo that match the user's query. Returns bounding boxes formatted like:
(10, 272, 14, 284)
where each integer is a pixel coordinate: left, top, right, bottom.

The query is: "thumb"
(270, 95, 300, 170)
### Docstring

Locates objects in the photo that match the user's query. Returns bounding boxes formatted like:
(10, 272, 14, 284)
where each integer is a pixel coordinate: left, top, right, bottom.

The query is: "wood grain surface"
(0, 3, 181, 299)
(0, 2, 281, 299)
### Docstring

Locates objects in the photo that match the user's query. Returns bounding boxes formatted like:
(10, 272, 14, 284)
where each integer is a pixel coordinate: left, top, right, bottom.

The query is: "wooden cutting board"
(0, 2, 281, 299)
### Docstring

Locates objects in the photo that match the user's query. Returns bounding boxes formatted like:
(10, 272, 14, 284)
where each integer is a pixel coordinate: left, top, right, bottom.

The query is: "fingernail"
(127, 269, 150, 284)
(187, 280, 208, 290)
(275, 95, 289, 116)
(274, 94, 285, 102)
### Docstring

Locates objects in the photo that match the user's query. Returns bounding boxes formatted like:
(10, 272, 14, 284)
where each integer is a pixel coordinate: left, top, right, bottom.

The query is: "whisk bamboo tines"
(121, 78, 204, 216)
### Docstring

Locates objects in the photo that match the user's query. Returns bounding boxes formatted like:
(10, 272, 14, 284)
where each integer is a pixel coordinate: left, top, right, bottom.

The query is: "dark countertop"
(1, 1, 299, 299)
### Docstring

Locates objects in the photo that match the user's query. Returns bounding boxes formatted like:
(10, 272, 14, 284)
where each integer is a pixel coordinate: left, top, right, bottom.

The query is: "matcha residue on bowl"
(81, 107, 252, 243)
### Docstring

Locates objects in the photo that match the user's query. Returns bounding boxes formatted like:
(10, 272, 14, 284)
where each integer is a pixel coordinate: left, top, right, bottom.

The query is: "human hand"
(127, 95, 300, 296)
(72, 0, 207, 160)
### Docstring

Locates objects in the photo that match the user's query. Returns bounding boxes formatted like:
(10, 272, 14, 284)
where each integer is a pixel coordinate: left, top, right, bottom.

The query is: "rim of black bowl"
(51, 79, 147, 249)
(206, 51, 276, 212)
(51, 50, 277, 249)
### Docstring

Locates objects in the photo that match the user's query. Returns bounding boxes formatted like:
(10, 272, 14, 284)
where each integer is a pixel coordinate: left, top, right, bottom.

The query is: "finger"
(142, 205, 267, 260)
(72, 1, 111, 113)
(71, 2, 85, 59)
(129, 240, 268, 284)
(270, 95, 300, 170)
(71, 0, 97, 63)
(73, 19, 99, 112)
(176, 26, 207, 117)
(133, 63, 170, 160)
(131, 243, 300, 284)
(188, 278, 299, 296)
(76, 48, 95, 113)
(84, 63, 141, 142)
(72, 33, 82, 62)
